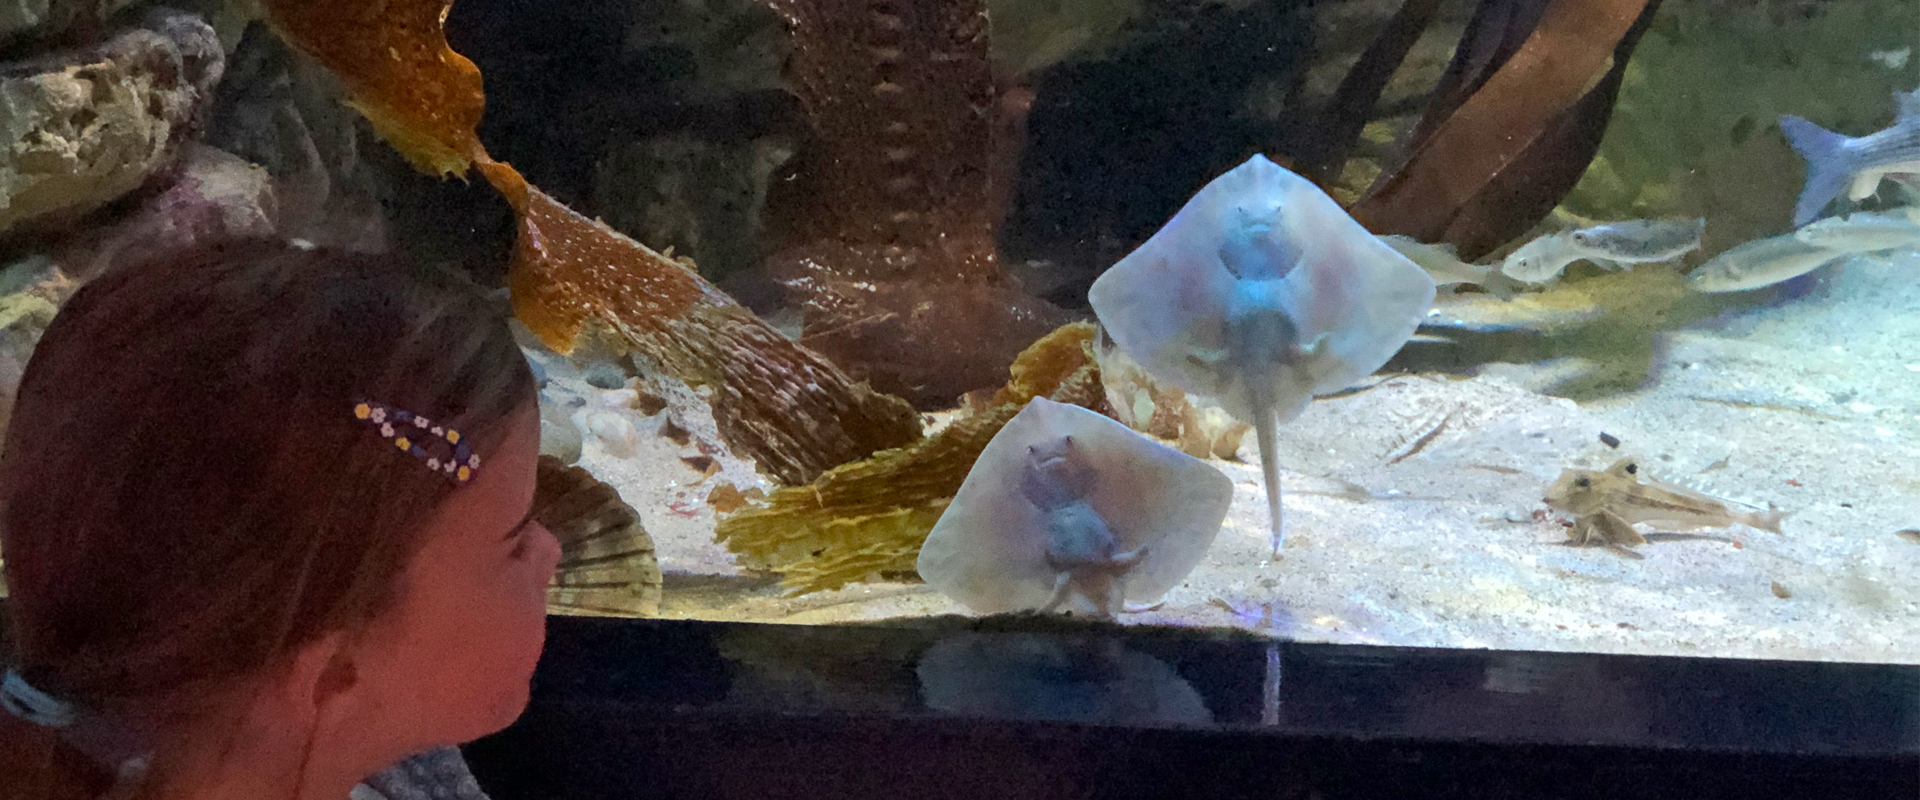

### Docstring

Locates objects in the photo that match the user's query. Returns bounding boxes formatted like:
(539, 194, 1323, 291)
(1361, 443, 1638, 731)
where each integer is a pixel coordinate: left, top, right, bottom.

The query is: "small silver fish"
(1380, 235, 1488, 285)
(1687, 234, 1848, 293)
(1791, 208, 1920, 253)
(1781, 88, 1920, 227)
(1567, 218, 1706, 263)
(1379, 235, 1515, 299)
(1499, 232, 1587, 284)
(1501, 218, 1706, 285)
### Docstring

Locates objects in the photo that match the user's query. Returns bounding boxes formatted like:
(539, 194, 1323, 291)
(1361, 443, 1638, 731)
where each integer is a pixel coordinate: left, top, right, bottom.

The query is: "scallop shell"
(533, 455, 662, 617)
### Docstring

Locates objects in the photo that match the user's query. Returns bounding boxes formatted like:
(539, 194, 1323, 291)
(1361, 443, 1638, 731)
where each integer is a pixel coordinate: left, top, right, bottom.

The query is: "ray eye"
(1624, 463, 1638, 475)
(1574, 477, 1591, 488)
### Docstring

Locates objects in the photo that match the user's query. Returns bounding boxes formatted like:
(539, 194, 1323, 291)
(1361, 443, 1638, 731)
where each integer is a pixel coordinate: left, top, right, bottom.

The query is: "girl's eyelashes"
(507, 523, 533, 559)
(504, 505, 538, 559)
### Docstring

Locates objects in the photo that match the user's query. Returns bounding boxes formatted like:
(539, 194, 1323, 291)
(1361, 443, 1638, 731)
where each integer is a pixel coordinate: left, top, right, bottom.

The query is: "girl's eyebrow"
(502, 502, 537, 541)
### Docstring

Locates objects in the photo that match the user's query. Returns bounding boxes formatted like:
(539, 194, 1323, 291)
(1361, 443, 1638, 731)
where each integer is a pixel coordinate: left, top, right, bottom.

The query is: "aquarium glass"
(0, 0, 1914, 666)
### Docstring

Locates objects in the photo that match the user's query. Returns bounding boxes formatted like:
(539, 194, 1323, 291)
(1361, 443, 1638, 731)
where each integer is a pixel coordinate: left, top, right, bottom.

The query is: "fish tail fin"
(1750, 504, 1791, 535)
(1479, 271, 1519, 301)
(1254, 406, 1285, 557)
(1779, 115, 1853, 227)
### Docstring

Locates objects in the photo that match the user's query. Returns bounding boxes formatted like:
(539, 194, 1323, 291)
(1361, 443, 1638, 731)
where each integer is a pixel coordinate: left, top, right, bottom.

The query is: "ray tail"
(1254, 403, 1285, 556)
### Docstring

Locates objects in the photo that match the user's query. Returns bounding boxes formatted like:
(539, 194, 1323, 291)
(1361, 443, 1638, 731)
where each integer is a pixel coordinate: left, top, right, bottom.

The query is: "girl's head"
(0, 239, 558, 796)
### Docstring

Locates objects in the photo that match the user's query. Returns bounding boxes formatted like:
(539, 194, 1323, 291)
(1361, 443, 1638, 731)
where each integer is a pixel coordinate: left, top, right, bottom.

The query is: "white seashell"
(581, 409, 641, 459)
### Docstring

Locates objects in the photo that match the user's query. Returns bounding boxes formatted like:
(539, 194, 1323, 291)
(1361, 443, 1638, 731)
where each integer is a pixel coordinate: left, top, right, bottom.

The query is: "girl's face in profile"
(348, 406, 562, 746)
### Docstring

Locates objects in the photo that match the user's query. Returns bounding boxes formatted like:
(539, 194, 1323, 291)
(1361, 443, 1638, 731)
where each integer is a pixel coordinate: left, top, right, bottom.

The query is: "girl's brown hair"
(0, 239, 536, 798)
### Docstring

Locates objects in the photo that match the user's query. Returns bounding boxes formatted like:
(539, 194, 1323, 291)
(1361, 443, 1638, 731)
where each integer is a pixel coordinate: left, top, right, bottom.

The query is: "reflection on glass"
(916, 633, 1213, 725)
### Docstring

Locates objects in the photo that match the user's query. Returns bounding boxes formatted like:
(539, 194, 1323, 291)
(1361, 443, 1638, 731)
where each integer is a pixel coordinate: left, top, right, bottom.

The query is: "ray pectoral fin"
(1091, 254, 1237, 398)
(1287, 240, 1437, 397)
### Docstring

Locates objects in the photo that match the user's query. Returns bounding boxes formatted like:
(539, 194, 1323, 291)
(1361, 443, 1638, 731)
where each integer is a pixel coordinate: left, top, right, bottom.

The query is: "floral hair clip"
(352, 401, 482, 483)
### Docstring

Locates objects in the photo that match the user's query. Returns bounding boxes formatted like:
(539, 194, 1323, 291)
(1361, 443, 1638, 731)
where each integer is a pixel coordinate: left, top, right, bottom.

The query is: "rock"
(163, 0, 263, 54)
(616, 0, 786, 103)
(583, 361, 627, 390)
(539, 400, 584, 464)
(0, 139, 262, 430)
(0, 0, 140, 49)
(525, 353, 548, 387)
(204, 21, 389, 252)
(52, 143, 276, 279)
(771, 268, 1076, 409)
(515, 326, 586, 385)
(0, 8, 224, 239)
(0, 254, 76, 436)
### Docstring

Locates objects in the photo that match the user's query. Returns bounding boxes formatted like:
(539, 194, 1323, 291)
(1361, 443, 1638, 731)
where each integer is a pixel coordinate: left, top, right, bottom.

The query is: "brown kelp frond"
(756, 0, 1070, 408)
(1351, 0, 1661, 259)
(1297, 0, 1444, 185)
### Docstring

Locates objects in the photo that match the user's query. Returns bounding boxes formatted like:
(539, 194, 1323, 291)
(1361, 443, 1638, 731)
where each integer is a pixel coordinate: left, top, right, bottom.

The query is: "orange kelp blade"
(479, 155, 922, 485)
(261, 0, 485, 178)
(259, 0, 924, 484)
(475, 156, 704, 354)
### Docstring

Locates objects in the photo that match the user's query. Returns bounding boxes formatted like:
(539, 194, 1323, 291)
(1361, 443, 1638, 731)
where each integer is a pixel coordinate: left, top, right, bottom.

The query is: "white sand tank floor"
(555, 250, 1920, 665)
